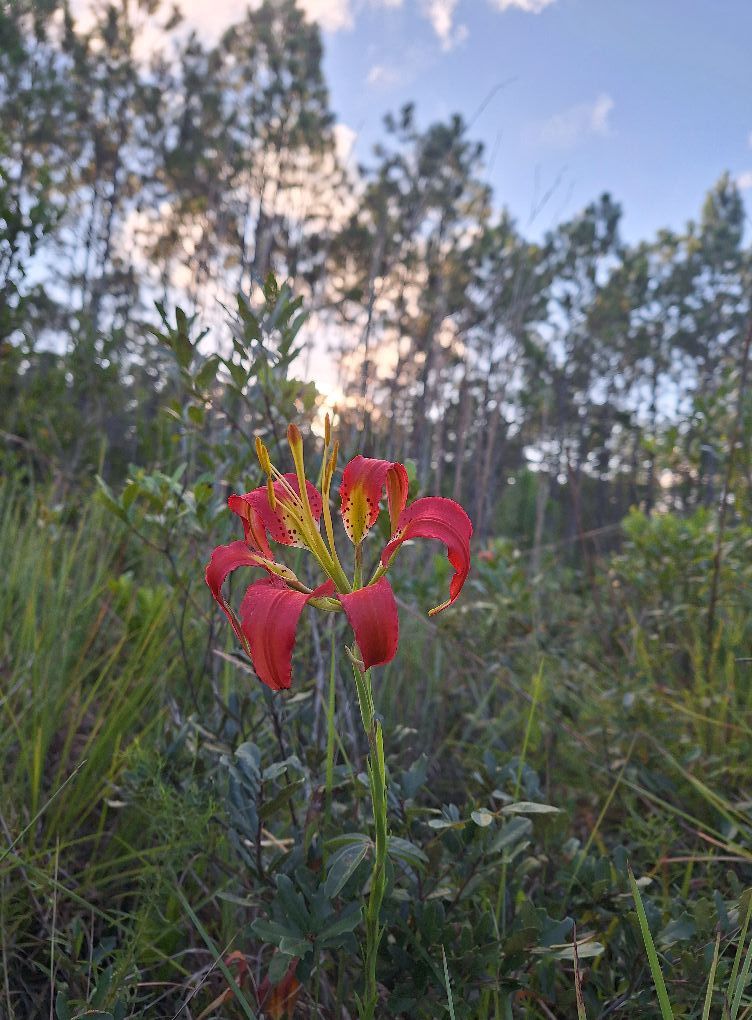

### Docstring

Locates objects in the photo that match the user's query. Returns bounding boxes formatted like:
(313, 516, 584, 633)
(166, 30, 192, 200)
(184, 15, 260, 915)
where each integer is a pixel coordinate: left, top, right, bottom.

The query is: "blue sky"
(309, 0, 752, 243)
(78, 0, 752, 242)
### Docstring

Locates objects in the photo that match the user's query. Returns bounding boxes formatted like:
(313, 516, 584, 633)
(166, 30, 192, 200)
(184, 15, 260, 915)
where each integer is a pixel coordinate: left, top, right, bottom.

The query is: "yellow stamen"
(286, 423, 351, 592)
(321, 440, 339, 565)
(267, 477, 277, 510)
(324, 413, 331, 447)
(255, 435, 272, 476)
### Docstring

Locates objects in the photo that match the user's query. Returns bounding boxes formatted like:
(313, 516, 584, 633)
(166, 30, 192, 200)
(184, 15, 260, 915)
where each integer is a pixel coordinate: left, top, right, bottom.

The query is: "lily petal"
(338, 577, 399, 670)
(205, 541, 266, 648)
(240, 578, 335, 691)
(339, 456, 409, 544)
(225, 498, 273, 558)
(380, 497, 473, 615)
(230, 473, 323, 548)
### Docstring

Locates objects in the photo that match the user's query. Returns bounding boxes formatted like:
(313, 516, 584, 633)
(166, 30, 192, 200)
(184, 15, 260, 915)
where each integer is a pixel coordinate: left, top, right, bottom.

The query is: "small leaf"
(278, 935, 314, 958)
(194, 354, 219, 390)
(501, 801, 561, 815)
(324, 842, 370, 898)
(252, 919, 302, 945)
(489, 816, 533, 853)
(258, 779, 306, 820)
(269, 951, 296, 985)
(318, 902, 363, 945)
(387, 836, 429, 867)
(471, 809, 495, 827)
(55, 993, 71, 1020)
(187, 404, 205, 426)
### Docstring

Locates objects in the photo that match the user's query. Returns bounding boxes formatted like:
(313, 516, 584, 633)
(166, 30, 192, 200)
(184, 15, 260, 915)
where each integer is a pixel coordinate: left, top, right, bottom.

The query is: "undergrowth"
(2, 483, 752, 1018)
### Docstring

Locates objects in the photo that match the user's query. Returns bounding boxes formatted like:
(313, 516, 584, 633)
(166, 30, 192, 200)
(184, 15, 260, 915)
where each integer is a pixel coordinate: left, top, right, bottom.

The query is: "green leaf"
(95, 477, 128, 523)
(489, 816, 533, 853)
(252, 918, 302, 945)
(471, 809, 495, 827)
(501, 801, 561, 815)
(327, 832, 371, 851)
(658, 914, 696, 946)
(258, 779, 306, 820)
(318, 902, 363, 945)
(263, 272, 280, 306)
(268, 952, 296, 985)
(628, 866, 675, 1020)
(55, 993, 71, 1020)
(324, 841, 370, 898)
(187, 404, 205, 426)
(387, 836, 429, 867)
(278, 935, 314, 958)
(274, 875, 310, 935)
(194, 355, 219, 390)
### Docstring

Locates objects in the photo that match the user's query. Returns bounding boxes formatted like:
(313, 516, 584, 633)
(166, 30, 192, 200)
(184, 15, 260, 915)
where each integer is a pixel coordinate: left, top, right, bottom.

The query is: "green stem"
(354, 542, 363, 589)
(351, 657, 388, 1020)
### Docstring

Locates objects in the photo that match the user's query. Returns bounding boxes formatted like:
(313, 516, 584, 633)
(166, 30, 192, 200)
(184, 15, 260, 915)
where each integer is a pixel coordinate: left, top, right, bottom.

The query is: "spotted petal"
(339, 456, 409, 544)
(229, 473, 323, 547)
(240, 577, 336, 691)
(380, 497, 473, 615)
(338, 577, 399, 670)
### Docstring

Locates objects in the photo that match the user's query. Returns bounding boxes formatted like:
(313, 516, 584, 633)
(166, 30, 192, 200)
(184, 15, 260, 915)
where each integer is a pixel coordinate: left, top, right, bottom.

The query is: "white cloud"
(421, 0, 468, 50)
(299, 0, 354, 31)
(72, 0, 353, 37)
(527, 93, 615, 148)
(367, 63, 402, 87)
(737, 170, 752, 190)
(490, 0, 555, 11)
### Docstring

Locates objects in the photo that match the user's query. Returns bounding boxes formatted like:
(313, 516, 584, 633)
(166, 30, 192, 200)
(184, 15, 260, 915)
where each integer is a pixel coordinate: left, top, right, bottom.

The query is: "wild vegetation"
(2, 2, 752, 1017)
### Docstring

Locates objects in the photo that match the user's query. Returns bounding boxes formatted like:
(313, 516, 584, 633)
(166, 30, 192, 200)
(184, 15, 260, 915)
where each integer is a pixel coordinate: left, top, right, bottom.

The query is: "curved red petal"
(205, 541, 264, 647)
(339, 456, 409, 544)
(380, 497, 473, 614)
(226, 497, 273, 558)
(338, 577, 399, 670)
(230, 473, 323, 547)
(240, 578, 335, 691)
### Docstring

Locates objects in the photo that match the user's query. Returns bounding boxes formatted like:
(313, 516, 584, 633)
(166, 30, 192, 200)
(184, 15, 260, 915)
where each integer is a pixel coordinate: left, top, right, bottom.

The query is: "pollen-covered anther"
(255, 435, 273, 476)
(287, 423, 303, 454)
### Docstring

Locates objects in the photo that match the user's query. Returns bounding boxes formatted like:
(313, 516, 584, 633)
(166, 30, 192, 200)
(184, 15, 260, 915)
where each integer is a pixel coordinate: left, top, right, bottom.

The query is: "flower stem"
(351, 657, 388, 1020)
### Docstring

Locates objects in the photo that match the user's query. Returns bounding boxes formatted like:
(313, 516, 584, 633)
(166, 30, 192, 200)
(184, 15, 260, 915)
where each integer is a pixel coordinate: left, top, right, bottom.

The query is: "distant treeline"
(2, 0, 750, 546)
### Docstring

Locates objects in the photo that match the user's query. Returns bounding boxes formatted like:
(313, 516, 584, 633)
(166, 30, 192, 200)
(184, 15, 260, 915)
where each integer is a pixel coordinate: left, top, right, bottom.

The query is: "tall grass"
(0, 482, 185, 1016)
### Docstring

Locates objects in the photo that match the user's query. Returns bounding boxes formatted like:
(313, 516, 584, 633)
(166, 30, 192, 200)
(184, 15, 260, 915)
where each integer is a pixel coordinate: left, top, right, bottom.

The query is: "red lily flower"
(205, 425, 472, 691)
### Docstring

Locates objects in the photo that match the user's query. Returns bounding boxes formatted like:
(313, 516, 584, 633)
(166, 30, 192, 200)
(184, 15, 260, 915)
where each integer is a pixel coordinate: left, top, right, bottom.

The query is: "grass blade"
(172, 881, 257, 1020)
(441, 944, 456, 1020)
(573, 925, 588, 1020)
(730, 903, 752, 1020)
(628, 866, 674, 1020)
(702, 928, 721, 1020)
